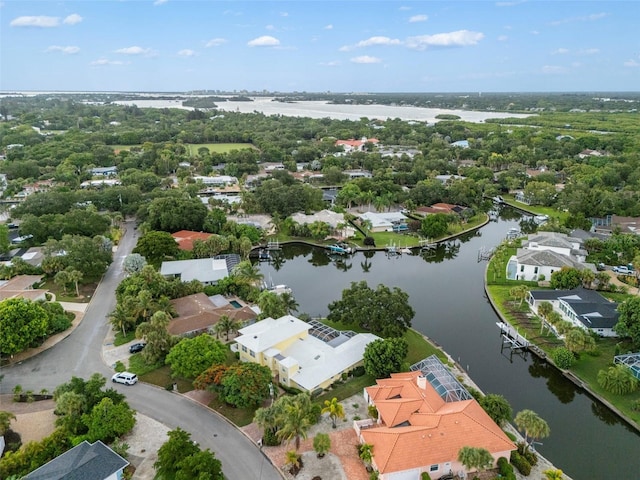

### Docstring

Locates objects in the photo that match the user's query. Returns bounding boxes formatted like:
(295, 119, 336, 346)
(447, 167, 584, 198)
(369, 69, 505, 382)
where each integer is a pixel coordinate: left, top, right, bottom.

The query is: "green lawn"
(501, 195, 570, 223)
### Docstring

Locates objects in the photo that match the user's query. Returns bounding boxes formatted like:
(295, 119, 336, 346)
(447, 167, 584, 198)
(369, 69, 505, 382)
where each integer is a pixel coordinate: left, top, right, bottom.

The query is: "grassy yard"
(501, 195, 570, 223)
(42, 278, 97, 303)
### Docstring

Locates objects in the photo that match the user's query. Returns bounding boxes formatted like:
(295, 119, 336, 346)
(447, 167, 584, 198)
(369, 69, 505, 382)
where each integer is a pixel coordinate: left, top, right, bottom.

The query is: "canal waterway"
(258, 212, 640, 479)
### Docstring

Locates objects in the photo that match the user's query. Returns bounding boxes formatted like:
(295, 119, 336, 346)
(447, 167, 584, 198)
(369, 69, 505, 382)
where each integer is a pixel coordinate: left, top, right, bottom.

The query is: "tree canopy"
(327, 281, 414, 337)
(165, 334, 227, 379)
(362, 338, 408, 378)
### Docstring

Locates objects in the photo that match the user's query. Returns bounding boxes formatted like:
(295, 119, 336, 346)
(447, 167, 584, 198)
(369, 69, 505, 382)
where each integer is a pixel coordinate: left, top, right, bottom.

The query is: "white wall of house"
(514, 262, 556, 281)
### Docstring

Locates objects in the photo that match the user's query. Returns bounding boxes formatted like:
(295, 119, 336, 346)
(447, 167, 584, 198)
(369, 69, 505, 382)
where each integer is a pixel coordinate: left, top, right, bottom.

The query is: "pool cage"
(410, 355, 473, 403)
(614, 353, 640, 380)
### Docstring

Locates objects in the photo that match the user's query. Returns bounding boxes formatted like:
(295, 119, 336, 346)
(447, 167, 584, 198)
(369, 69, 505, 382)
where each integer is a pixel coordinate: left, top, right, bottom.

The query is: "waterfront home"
(527, 287, 619, 337)
(290, 209, 355, 238)
(23, 440, 128, 480)
(335, 137, 379, 153)
(359, 211, 408, 233)
(168, 292, 257, 337)
(354, 358, 515, 480)
(592, 214, 640, 236)
(160, 254, 240, 285)
(506, 232, 595, 281)
(232, 315, 380, 394)
(171, 230, 213, 251)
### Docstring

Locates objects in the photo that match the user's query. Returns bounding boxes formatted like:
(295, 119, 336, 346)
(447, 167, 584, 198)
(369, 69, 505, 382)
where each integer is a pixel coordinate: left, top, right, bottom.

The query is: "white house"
(233, 316, 380, 394)
(160, 254, 239, 285)
(90, 166, 118, 177)
(193, 175, 238, 186)
(359, 211, 408, 233)
(290, 209, 355, 238)
(506, 232, 595, 281)
(527, 288, 620, 337)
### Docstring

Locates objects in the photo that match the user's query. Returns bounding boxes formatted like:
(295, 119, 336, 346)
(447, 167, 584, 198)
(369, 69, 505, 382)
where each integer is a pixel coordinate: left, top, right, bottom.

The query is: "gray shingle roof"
(24, 440, 128, 480)
(530, 288, 619, 330)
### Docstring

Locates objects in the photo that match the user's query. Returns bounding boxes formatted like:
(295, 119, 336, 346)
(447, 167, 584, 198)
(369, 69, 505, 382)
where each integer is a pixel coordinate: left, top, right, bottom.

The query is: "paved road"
(0, 221, 282, 480)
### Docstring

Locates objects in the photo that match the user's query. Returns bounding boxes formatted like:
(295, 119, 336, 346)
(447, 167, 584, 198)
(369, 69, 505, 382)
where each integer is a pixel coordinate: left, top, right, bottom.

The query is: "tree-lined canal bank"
(258, 215, 640, 480)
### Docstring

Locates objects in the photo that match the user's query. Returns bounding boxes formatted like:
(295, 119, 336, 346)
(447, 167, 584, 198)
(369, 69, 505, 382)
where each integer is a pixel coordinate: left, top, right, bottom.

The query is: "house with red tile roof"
(354, 359, 515, 479)
(335, 137, 379, 153)
(171, 230, 213, 251)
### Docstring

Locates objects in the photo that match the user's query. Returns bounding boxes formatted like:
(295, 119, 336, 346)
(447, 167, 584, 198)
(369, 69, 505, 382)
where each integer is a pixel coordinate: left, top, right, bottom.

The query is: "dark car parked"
(129, 342, 146, 354)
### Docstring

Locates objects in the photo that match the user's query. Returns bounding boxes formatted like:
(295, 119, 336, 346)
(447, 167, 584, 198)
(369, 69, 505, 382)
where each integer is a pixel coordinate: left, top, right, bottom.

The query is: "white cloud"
(280, 12, 288, 17)
(399, 6, 411, 11)
(579, 48, 600, 55)
(90, 58, 125, 66)
(624, 59, 640, 67)
(115, 46, 151, 55)
(265, 24, 275, 31)
(341, 36, 402, 51)
(45, 45, 80, 54)
(550, 12, 608, 26)
(409, 14, 428, 23)
(495, 0, 527, 6)
(247, 35, 280, 47)
(10, 15, 59, 27)
(324, 24, 333, 30)
(498, 35, 508, 41)
(541, 65, 567, 74)
(205, 38, 227, 47)
(351, 55, 381, 64)
(320, 60, 340, 66)
(178, 49, 196, 57)
(531, 30, 540, 35)
(154, 0, 168, 5)
(552, 48, 569, 55)
(406, 30, 484, 50)
(63, 13, 82, 25)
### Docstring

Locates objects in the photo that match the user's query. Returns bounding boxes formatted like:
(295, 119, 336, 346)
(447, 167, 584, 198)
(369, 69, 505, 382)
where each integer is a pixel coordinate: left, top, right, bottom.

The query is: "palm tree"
(154, 295, 177, 318)
(284, 450, 302, 475)
(276, 395, 313, 450)
(67, 268, 83, 297)
(108, 303, 135, 337)
(457, 446, 494, 475)
(581, 268, 596, 289)
(54, 270, 71, 295)
(537, 301, 553, 334)
(216, 315, 241, 341)
(232, 260, 264, 288)
(509, 285, 529, 306)
(514, 409, 550, 448)
(133, 289, 155, 323)
(313, 433, 331, 458)
(321, 397, 345, 429)
(543, 468, 564, 480)
(597, 364, 639, 395)
(280, 292, 299, 314)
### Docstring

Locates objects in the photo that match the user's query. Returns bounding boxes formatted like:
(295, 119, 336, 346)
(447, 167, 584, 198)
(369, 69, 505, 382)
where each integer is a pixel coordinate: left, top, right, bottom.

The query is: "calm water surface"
(259, 214, 640, 480)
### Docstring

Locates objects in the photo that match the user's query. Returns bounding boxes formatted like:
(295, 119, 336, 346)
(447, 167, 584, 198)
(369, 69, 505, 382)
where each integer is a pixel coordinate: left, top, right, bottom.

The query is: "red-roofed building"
(171, 230, 213, 251)
(335, 137, 379, 153)
(354, 365, 515, 479)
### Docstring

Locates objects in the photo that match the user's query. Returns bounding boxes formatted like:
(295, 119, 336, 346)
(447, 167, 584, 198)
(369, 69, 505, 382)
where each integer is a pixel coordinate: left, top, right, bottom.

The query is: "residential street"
(0, 221, 282, 480)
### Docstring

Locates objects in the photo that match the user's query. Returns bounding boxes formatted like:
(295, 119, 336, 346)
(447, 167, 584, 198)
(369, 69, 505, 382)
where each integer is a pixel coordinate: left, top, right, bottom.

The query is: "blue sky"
(2, 1, 639, 93)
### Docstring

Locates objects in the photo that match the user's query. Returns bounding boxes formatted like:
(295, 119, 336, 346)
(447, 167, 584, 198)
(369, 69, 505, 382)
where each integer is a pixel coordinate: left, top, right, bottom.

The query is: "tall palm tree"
(280, 292, 299, 315)
(217, 315, 241, 341)
(537, 301, 553, 334)
(133, 289, 155, 323)
(232, 260, 264, 288)
(67, 268, 83, 297)
(514, 409, 550, 448)
(581, 268, 596, 289)
(321, 397, 345, 428)
(108, 303, 135, 337)
(276, 396, 313, 450)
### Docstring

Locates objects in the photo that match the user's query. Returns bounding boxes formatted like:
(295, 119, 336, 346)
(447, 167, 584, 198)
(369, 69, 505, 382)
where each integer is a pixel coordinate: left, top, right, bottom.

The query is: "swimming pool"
(230, 300, 242, 309)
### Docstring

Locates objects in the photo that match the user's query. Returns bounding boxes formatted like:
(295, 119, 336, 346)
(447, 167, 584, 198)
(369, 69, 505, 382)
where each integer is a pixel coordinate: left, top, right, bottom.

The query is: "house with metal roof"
(527, 287, 620, 337)
(359, 211, 408, 233)
(233, 315, 380, 394)
(160, 254, 240, 285)
(354, 358, 515, 480)
(23, 440, 128, 480)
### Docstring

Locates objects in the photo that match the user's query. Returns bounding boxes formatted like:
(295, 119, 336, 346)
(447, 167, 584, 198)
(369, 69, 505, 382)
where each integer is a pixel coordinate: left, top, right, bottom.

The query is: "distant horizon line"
(2, 89, 640, 96)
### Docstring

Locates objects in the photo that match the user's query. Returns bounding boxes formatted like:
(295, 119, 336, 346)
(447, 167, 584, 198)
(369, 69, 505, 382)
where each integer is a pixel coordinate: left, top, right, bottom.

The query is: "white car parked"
(111, 372, 138, 386)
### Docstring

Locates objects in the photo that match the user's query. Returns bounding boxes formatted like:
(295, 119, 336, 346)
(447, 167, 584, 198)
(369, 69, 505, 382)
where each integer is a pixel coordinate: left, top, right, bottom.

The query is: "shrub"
(364, 236, 375, 247)
(263, 427, 280, 447)
(497, 457, 516, 480)
(114, 361, 126, 373)
(631, 399, 640, 411)
(352, 366, 365, 377)
(510, 451, 532, 476)
(421, 473, 432, 480)
(552, 346, 575, 369)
